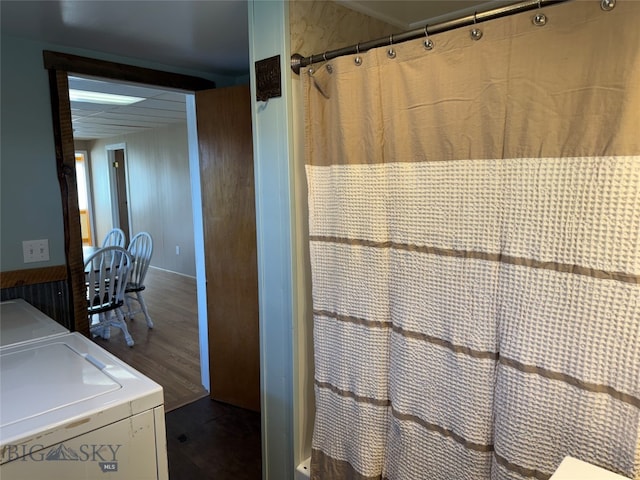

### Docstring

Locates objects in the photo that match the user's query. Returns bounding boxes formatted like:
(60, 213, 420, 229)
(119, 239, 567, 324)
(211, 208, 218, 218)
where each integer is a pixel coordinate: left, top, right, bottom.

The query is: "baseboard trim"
(148, 265, 196, 280)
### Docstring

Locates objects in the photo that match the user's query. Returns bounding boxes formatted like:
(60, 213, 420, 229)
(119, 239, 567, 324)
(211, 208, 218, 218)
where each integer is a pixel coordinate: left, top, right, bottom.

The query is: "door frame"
(43, 52, 216, 390)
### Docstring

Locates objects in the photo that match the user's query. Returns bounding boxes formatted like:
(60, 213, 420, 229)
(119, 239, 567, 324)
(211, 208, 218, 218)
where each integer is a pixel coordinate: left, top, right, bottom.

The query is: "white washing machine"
(0, 298, 69, 347)
(0, 300, 169, 479)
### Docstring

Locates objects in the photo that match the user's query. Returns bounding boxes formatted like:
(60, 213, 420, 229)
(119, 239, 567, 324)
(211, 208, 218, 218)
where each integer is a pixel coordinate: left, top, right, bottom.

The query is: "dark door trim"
(43, 51, 216, 91)
(44, 50, 216, 334)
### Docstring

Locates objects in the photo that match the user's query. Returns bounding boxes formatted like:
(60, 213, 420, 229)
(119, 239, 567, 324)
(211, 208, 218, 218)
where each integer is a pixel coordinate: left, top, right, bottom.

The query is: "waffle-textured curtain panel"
(303, 1, 640, 479)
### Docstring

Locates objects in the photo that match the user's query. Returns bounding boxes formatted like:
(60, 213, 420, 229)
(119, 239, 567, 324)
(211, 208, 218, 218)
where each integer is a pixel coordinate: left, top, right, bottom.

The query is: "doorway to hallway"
(107, 146, 130, 244)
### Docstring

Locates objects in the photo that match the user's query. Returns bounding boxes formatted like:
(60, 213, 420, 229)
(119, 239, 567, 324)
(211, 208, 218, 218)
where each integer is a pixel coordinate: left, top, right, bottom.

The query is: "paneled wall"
(87, 123, 196, 277)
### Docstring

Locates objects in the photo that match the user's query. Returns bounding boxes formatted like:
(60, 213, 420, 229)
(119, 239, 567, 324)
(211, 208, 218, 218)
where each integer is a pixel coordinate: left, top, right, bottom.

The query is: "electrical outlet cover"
(22, 239, 50, 263)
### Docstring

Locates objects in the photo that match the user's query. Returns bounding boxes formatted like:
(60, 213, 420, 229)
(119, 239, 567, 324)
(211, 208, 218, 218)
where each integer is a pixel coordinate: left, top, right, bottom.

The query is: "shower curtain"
(303, 1, 640, 479)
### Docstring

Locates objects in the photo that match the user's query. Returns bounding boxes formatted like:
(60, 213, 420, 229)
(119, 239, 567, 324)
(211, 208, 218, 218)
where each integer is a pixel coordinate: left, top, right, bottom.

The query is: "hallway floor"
(165, 396, 262, 479)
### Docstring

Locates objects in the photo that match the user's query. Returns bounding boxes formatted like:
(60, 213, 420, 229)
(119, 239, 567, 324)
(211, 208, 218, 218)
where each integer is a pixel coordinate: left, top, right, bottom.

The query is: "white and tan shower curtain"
(304, 1, 640, 479)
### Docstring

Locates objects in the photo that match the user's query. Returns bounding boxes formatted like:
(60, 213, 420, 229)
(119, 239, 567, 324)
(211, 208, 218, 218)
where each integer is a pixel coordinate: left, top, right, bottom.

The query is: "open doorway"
(48, 52, 260, 414)
(70, 77, 206, 410)
(106, 145, 130, 244)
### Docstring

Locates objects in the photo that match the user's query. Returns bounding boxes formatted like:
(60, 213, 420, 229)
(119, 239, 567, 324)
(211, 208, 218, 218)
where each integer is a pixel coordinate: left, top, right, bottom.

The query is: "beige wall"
(289, 0, 396, 464)
(290, 1, 397, 57)
(86, 123, 196, 277)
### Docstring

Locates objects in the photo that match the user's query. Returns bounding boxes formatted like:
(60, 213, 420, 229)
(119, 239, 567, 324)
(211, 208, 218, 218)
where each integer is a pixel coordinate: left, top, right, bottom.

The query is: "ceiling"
(1, 0, 496, 141)
(67, 76, 189, 140)
(0, 0, 250, 76)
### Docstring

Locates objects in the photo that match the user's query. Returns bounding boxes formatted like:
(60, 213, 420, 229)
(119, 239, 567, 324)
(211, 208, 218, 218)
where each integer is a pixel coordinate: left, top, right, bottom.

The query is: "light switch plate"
(22, 239, 50, 263)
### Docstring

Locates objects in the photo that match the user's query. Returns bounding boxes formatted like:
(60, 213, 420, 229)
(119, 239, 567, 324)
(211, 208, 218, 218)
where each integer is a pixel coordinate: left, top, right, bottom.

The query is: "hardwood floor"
(92, 267, 208, 412)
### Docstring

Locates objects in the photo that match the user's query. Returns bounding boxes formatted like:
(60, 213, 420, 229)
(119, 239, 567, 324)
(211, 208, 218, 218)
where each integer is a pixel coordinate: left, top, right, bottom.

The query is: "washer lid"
(0, 299, 69, 347)
(0, 342, 121, 428)
(0, 332, 163, 451)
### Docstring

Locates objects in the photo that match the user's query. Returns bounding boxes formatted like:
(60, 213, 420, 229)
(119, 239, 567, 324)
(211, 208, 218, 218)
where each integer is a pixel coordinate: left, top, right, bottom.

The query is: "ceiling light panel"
(68, 89, 145, 106)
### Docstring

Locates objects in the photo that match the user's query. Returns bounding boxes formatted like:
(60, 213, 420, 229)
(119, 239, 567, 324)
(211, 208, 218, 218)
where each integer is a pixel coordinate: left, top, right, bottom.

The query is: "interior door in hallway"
(196, 85, 260, 412)
(106, 146, 131, 244)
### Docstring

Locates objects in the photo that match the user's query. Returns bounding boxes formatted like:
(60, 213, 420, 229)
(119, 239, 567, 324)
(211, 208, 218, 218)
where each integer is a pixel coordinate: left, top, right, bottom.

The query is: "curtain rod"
(291, 0, 587, 74)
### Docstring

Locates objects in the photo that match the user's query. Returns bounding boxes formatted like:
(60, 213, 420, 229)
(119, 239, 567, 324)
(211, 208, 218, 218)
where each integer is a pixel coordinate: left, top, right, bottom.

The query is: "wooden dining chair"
(101, 227, 126, 248)
(85, 245, 135, 346)
(121, 232, 154, 328)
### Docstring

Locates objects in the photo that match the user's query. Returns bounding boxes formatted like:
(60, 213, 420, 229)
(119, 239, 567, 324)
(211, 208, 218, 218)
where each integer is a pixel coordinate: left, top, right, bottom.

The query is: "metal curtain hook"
(424, 25, 434, 50)
(354, 43, 362, 66)
(532, 0, 547, 26)
(322, 52, 327, 62)
(470, 11, 483, 40)
(387, 34, 396, 58)
(601, 0, 615, 10)
(533, 12, 547, 25)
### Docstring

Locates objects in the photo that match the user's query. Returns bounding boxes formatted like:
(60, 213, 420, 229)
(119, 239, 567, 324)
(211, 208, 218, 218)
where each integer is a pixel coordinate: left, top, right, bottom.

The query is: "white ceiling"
(0, 0, 250, 76)
(1, 0, 497, 141)
(68, 76, 189, 140)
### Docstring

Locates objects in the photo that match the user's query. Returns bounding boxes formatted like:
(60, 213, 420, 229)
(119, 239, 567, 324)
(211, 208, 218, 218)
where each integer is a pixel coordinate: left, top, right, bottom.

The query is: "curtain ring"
(354, 43, 362, 66)
(471, 12, 483, 40)
(533, 11, 547, 25)
(424, 25, 434, 50)
(387, 34, 396, 58)
(532, 0, 547, 26)
(601, 0, 616, 11)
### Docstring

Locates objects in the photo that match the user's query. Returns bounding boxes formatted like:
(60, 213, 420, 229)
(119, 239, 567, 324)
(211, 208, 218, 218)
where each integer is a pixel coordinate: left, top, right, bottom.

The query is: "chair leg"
(136, 291, 154, 329)
(118, 306, 128, 325)
(114, 308, 135, 347)
(124, 294, 133, 319)
(100, 312, 111, 339)
(89, 313, 103, 338)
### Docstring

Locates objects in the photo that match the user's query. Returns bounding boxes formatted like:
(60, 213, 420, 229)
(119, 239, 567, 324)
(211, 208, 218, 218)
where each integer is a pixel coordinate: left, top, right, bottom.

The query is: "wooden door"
(113, 149, 130, 243)
(196, 85, 260, 412)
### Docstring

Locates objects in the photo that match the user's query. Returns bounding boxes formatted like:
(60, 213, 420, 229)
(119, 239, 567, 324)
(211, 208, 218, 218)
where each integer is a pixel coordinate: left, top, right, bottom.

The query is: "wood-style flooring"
(165, 396, 262, 479)
(92, 267, 208, 411)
